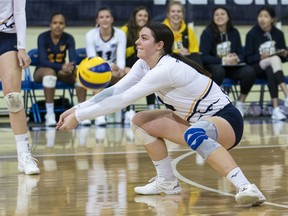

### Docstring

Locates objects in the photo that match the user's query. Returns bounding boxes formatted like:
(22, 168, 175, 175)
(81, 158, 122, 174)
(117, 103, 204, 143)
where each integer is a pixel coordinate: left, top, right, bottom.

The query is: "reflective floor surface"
(0, 118, 287, 216)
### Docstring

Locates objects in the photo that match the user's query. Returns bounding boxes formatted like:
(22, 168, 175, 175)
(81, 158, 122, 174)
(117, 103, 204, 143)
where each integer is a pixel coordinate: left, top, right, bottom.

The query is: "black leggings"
(253, 64, 285, 98)
(205, 64, 256, 95)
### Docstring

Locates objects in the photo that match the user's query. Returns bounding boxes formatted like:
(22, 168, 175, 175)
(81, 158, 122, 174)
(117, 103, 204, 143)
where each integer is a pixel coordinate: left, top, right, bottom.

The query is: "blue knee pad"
(184, 121, 220, 160)
(184, 127, 208, 150)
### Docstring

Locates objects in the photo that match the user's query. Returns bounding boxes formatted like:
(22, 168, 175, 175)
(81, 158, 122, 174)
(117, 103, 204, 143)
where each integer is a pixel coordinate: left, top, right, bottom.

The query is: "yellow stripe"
(184, 79, 212, 121)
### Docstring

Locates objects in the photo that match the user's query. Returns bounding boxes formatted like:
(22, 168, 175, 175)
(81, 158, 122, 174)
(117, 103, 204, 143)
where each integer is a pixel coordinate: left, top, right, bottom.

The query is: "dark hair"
(126, 6, 150, 47)
(257, 6, 276, 24)
(96, 6, 113, 19)
(146, 22, 211, 77)
(50, 12, 65, 24)
(208, 6, 235, 44)
(257, 6, 275, 18)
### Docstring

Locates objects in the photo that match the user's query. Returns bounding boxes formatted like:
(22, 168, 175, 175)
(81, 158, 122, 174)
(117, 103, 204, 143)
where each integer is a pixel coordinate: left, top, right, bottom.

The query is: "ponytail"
(170, 52, 211, 78)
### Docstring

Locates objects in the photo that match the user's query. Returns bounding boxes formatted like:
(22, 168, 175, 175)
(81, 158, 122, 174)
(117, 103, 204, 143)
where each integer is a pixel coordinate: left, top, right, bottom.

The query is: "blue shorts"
(0, 32, 17, 55)
(214, 103, 243, 149)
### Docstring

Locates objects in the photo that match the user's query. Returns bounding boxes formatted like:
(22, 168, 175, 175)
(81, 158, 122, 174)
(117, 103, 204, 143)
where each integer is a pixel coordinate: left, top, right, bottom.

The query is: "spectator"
(0, 0, 39, 174)
(245, 6, 288, 120)
(200, 6, 256, 117)
(121, 6, 156, 124)
(85, 7, 128, 126)
(163, 0, 202, 66)
(34, 12, 87, 127)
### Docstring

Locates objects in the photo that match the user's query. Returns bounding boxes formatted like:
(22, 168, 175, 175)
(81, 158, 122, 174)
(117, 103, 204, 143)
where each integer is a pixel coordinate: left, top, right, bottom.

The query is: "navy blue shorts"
(0, 32, 17, 55)
(214, 103, 243, 149)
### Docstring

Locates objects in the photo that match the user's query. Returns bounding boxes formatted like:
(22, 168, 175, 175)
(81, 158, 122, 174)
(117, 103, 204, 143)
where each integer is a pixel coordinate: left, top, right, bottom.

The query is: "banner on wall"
(26, 0, 288, 26)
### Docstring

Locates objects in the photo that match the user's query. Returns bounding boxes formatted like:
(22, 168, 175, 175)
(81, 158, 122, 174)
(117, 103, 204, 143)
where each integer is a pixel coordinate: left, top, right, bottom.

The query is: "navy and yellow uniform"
(37, 30, 76, 72)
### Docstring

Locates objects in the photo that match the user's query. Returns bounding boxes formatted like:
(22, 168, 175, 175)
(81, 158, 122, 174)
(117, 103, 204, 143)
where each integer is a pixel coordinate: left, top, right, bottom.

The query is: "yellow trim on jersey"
(184, 79, 212, 121)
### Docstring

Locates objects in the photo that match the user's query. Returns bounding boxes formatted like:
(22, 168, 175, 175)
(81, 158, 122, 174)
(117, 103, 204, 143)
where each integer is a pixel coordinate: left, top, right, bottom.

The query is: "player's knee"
(4, 92, 24, 113)
(130, 120, 157, 145)
(184, 120, 220, 160)
(42, 75, 57, 88)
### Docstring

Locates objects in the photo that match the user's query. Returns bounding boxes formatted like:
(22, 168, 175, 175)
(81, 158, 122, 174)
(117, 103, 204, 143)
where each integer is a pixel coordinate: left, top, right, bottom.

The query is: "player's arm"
(116, 30, 127, 69)
(85, 30, 97, 58)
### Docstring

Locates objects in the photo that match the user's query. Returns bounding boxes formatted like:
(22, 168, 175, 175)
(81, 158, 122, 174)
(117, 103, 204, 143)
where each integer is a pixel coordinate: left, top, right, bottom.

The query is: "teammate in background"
(121, 6, 156, 124)
(34, 12, 87, 127)
(245, 6, 288, 120)
(56, 22, 265, 206)
(85, 7, 128, 126)
(163, 0, 203, 66)
(200, 6, 256, 117)
(0, 0, 39, 174)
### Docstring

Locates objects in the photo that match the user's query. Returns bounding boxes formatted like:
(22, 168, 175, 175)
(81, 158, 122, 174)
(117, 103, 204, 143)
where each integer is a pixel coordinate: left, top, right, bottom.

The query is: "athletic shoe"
(134, 176, 182, 195)
(95, 116, 106, 126)
(235, 101, 245, 117)
(18, 152, 40, 175)
(79, 119, 91, 126)
(45, 113, 56, 127)
(235, 184, 266, 206)
(271, 107, 286, 121)
(124, 109, 136, 125)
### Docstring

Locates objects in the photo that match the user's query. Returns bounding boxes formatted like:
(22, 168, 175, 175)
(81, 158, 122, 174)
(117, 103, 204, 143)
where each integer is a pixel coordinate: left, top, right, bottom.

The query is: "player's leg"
(184, 104, 265, 206)
(0, 50, 39, 174)
(132, 109, 188, 195)
(34, 67, 57, 126)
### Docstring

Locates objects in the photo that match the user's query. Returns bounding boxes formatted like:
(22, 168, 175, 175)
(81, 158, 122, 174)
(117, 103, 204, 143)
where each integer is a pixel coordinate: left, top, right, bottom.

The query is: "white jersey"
(0, 0, 27, 49)
(85, 26, 126, 69)
(75, 55, 231, 123)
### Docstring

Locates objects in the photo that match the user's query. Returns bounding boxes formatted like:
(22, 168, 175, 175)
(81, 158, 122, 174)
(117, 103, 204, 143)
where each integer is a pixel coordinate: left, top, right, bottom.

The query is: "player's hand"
(56, 112, 78, 131)
(56, 107, 76, 129)
(62, 62, 75, 74)
(18, 49, 31, 69)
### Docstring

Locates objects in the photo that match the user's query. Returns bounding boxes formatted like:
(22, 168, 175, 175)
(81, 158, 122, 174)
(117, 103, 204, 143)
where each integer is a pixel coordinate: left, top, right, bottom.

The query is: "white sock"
(226, 167, 250, 189)
(46, 103, 54, 114)
(152, 156, 175, 180)
(15, 133, 30, 154)
(148, 104, 155, 110)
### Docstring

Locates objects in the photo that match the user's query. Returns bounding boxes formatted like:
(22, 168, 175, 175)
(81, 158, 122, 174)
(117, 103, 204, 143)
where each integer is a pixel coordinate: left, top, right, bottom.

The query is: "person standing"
(56, 22, 266, 206)
(0, 0, 40, 174)
(245, 6, 288, 120)
(200, 6, 256, 117)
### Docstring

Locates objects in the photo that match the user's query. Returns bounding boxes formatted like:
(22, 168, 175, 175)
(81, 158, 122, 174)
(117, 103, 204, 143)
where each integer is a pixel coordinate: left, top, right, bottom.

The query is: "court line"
(171, 148, 288, 209)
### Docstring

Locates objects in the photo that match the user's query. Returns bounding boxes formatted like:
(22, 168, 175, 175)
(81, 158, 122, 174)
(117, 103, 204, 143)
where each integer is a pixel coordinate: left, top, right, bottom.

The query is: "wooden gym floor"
(0, 117, 287, 216)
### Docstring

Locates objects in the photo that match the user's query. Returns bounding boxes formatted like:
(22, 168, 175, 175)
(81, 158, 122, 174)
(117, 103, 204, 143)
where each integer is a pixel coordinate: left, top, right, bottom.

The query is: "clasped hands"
(56, 107, 78, 131)
(223, 53, 240, 65)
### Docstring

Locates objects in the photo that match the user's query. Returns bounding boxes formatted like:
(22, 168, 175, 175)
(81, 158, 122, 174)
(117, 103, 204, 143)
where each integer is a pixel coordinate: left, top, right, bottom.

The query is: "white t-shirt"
(75, 55, 231, 123)
(0, 0, 27, 49)
(85, 26, 126, 69)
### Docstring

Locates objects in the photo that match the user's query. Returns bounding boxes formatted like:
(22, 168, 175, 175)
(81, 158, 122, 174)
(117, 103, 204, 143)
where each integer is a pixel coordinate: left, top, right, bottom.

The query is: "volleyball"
(77, 57, 112, 90)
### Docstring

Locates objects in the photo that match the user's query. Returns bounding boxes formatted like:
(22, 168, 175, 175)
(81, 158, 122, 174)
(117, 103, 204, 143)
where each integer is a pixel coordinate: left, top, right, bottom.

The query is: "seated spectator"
(245, 6, 288, 120)
(121, 6, 156, 123)
(85, 7, 128, 126)
(34, 12, 87, 127)
(200, 6, 256, 117)
(163, 0, 202, 66)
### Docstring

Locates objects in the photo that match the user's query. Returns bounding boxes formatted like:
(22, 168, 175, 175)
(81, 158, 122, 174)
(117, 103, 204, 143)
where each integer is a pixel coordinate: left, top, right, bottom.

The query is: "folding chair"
(25, 48, 75, 123)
